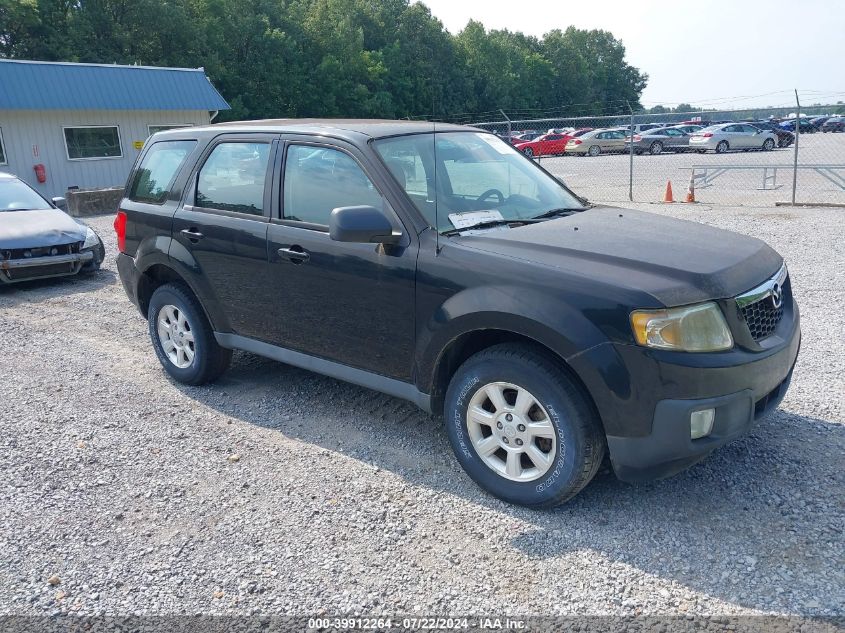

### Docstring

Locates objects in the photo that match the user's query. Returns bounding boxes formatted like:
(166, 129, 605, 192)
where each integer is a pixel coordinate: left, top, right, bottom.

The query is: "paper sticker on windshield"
(475, 133, 512, 154)
(448, 210, 505, 231)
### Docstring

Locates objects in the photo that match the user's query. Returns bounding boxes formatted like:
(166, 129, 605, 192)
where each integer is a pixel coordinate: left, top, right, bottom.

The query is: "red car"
(515, 129, 593, 157)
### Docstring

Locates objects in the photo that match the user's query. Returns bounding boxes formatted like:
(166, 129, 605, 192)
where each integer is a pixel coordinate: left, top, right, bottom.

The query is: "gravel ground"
(0, 204, 842, 620)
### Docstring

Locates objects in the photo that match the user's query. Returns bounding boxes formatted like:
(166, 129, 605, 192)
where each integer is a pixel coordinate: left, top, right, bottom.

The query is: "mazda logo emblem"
(771, 282, 783, 309)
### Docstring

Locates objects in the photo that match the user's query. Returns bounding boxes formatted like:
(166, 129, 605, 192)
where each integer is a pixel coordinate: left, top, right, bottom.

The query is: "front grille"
(3, 262, 76, 281)
(1, 242, 79, 261)
(736, 264, 789, 342)
(740, 298, 783, 341)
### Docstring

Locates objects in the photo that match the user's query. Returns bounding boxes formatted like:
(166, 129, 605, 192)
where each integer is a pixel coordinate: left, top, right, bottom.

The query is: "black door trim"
(214, 332, 432, 413)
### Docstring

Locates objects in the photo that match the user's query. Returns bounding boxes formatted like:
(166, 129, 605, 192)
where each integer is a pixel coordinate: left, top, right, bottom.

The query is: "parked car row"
(505, 120, 803, 157)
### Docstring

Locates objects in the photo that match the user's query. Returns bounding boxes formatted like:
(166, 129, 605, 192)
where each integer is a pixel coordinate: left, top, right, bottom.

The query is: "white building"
(0, 59, 230, 198)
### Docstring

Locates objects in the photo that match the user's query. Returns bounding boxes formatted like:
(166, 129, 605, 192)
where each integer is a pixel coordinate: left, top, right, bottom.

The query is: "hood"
(0, 208, 87, 249)
(456, 206, 783, 306)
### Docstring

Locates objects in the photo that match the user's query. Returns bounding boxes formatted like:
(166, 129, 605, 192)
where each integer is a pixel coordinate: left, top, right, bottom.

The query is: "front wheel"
(444, 344, 605, 507)
(523, 147, 534, 157)
(148, 282, 232, 385)
(762, 138, 775, 151)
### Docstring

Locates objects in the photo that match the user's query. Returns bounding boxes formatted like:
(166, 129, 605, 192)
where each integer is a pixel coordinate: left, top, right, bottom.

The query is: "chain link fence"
(465, 105, 845, 207)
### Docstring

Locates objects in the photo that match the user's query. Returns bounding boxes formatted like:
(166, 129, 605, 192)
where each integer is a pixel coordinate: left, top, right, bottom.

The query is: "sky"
(420, 0, 845, 110)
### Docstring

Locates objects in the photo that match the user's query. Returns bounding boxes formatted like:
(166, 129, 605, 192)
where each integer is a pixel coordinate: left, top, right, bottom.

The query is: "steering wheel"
(476, 189, 505, 204)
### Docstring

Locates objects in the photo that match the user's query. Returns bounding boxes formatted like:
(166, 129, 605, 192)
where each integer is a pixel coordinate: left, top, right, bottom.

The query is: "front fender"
(414, 284, 613, 395)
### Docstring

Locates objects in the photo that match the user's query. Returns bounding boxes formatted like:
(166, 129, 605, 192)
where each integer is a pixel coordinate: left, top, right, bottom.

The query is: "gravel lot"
(537, 132, 845, 206)
(0, 204, 843, 621)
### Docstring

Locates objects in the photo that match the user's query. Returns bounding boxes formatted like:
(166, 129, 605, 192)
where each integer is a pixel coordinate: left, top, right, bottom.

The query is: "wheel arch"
(136, 262, 228, 332)
(425, 326, 604, 434)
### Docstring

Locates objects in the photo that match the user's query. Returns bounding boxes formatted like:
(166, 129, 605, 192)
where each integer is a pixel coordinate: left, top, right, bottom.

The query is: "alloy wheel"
(157, 304, 196, 368)
(466, 382, 557, 482)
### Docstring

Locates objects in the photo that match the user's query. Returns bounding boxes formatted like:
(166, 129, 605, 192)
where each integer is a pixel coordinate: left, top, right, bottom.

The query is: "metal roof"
(0, 59, 230, 111)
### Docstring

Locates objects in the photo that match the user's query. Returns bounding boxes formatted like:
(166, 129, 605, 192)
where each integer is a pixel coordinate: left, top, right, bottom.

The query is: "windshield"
(374, 132, 585, 233)
(0, 178, 51, 212)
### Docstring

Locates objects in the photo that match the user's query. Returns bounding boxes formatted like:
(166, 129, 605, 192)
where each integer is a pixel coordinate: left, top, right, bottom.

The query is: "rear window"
(129, 140, 197, 204)
(196, 142, 271, 215)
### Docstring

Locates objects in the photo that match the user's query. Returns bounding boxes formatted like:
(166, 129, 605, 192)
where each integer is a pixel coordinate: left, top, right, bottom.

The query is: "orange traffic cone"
(663, 180, 674, 203)
(684, 173, 696, 203)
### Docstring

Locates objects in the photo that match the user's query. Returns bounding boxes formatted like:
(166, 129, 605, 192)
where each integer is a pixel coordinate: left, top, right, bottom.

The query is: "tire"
(147, 282, 232, 385)
(649, 141, 663, 155)
(587, 145, 601, 157)
(715, 140, 729, 154)
(444, 343, 605, 508)
(523, 147, 534, 158)
(762, 138, 775, 151)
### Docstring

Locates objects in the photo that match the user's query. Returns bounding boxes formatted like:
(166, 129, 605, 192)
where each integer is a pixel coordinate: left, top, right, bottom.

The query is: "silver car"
(626, 127, 693, 155)
(688, 123, 778, 154)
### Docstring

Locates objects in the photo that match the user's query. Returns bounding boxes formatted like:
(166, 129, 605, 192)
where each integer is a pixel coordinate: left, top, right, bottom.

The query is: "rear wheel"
(444, 344, 605, 507)
(587, 145, 601, 157)
(148, 283, 231, 385)
(715, 140, 729, 154)
(649, 141, 663, 155)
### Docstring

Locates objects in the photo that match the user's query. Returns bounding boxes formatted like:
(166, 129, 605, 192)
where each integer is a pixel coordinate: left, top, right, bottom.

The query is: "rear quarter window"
(129, 140, 197, 204)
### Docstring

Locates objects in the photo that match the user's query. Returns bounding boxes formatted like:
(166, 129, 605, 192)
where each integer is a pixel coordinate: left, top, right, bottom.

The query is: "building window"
(0, 128, 6, 165)
(63, 126, 123, 160)
(148, 124, 191, 136)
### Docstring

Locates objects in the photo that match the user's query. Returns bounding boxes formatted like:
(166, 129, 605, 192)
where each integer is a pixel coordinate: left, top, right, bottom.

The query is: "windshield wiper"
(530, 207, 586, 220)
(441, 218, 540, 236)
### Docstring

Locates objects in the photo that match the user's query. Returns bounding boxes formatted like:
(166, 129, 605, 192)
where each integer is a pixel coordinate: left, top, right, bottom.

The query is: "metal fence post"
(792, 89, 800, 205)
(499, 109, 512, 143)
(627, 102, 635, 202)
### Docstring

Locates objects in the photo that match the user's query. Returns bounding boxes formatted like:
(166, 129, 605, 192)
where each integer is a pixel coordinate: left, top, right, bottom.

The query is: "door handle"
(180, 228, 204, 242)
(277, 246, 310, 264)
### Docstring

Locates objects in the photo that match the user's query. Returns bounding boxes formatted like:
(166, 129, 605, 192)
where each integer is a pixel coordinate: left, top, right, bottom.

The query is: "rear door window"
(129, 140, 197, 204)
(196, 142, 271, 215)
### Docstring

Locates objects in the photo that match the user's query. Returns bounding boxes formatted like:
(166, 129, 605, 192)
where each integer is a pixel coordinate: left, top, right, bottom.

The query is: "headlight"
(630, 302, 733, 352)
(82, 227, 99, 249)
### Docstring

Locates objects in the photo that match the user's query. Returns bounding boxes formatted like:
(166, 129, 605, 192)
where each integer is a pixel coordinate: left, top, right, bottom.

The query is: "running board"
(214, 332, 432, 413)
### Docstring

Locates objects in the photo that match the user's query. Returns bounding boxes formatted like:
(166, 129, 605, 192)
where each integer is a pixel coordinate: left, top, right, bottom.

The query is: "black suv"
(115, 120, 800, 507)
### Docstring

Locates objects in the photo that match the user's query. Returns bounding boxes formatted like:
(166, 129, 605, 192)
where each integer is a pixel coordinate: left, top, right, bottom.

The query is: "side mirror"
(51, 196, 67, 210)
(329, 205, 401, 245)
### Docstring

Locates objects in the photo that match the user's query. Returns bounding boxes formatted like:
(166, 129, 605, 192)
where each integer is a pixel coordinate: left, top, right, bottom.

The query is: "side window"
(129, 140, 196, 204)
(196, 142, 271, 215)
(283, 145, 381, 226)
(595, 133, 605, 140)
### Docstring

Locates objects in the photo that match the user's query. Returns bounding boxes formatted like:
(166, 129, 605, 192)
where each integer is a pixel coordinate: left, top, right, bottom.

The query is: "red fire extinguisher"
(34, 163, 47, 183)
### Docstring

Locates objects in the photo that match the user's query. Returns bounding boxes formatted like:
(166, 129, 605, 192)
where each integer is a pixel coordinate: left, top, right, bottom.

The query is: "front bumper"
(569, 303, 801, 482)
(0, 251, 93, 284)
(607, 355, 797, 482)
